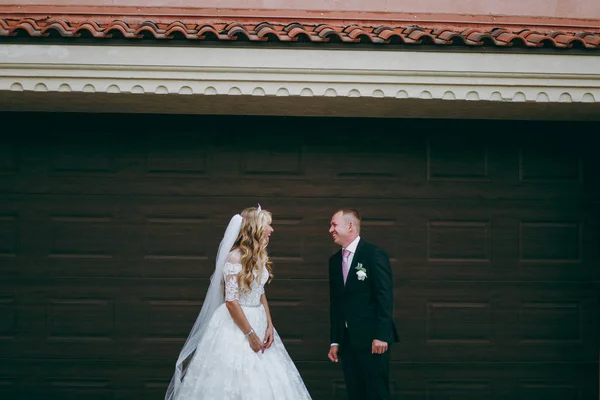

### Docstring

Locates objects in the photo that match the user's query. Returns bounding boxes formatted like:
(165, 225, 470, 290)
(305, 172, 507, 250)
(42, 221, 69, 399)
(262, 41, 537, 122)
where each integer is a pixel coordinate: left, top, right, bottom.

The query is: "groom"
(327, 209, 398, 400)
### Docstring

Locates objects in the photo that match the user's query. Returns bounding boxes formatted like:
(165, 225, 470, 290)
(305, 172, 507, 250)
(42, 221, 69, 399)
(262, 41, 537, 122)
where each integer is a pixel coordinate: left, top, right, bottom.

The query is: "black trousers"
(340, 328, 391, 400)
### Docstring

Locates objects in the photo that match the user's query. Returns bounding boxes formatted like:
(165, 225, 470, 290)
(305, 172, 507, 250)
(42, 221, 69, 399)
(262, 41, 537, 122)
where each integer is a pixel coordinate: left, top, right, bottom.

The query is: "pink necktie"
(342, 249, 351, 285)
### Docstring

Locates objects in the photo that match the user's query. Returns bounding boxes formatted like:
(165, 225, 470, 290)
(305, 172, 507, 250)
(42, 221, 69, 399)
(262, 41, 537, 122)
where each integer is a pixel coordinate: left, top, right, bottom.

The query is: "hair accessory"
(257, 203, 262, 212)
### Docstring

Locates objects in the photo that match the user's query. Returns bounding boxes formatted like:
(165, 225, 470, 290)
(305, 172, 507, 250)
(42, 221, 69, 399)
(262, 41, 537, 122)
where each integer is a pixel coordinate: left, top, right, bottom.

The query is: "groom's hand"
(372, 339, 388, 354)
(328, 345, 339, 363)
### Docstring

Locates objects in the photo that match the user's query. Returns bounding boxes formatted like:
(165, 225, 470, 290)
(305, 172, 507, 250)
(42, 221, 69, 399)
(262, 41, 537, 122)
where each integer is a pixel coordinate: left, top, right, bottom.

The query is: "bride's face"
(264, 223, 274, 244)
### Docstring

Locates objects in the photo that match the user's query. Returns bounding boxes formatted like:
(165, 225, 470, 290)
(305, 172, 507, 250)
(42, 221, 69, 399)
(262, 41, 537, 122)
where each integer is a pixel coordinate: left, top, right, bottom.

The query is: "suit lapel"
(333, 250, 345, 290)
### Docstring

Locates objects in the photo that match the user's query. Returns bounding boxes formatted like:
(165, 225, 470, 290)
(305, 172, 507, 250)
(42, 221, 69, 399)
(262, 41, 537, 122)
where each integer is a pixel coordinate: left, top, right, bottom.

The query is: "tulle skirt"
(175, 303, 312, 400)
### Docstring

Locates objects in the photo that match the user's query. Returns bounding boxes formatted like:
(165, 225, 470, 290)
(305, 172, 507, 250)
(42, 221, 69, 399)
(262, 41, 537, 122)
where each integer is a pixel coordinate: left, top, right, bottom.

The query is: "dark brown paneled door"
(0, 113, 598, 400)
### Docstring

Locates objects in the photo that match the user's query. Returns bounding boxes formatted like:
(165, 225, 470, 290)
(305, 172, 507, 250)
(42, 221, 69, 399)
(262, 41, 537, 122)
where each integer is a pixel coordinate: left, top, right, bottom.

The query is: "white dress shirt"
(331, 236, 361, 347)
(344, 236, 361, 269)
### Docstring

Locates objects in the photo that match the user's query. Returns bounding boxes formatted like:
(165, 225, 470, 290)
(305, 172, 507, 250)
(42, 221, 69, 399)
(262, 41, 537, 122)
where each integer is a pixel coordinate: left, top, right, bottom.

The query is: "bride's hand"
(248, 333, 265, 353)
(263, 325, 274, 350)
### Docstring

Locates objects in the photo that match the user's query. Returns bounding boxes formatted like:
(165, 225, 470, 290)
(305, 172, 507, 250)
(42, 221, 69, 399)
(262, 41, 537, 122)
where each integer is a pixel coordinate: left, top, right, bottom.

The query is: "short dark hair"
(336, 208, 361, 233)
(336, 208, 361, 222)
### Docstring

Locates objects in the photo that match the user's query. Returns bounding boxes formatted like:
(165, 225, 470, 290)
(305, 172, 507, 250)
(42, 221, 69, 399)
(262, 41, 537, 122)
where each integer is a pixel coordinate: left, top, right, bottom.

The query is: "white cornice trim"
(1, 44, 599, 104)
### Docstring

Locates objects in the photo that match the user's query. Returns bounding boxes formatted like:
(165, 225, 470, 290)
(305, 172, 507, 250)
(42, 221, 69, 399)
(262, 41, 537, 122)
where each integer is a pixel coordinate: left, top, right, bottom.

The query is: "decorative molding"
(1, 44, 600, 104)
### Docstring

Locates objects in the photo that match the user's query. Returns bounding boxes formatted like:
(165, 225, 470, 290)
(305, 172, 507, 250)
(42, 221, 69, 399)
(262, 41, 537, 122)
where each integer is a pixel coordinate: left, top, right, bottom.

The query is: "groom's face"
(329, 212, 351, 247)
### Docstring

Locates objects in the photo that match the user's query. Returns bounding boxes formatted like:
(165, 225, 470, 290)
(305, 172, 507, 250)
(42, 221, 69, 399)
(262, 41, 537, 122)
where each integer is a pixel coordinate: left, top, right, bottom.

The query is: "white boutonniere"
(355, 263, 367, 280)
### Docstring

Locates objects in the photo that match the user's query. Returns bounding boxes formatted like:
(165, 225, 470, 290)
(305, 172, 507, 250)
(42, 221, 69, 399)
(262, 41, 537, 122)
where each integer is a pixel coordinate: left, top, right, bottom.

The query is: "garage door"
(0, 113, 598, 399)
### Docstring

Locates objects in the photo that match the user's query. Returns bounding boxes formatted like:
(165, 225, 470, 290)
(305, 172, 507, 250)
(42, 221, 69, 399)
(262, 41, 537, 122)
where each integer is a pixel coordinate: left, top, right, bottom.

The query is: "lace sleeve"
(223, 251, 242, 302)
(258, 267, 267, 296)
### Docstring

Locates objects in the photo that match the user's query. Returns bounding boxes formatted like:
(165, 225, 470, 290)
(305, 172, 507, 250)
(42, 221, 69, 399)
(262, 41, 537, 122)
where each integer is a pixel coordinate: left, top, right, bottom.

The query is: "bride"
(165, 206, 312, 400)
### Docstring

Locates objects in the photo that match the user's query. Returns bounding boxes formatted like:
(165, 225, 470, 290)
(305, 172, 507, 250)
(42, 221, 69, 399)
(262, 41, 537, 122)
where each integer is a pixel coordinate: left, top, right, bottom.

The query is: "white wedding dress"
(175, 249, 312, 400)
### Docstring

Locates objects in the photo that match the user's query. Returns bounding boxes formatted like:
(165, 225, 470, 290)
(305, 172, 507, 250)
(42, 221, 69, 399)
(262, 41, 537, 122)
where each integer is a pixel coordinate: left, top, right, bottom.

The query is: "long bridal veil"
(165, 214, 243, 400)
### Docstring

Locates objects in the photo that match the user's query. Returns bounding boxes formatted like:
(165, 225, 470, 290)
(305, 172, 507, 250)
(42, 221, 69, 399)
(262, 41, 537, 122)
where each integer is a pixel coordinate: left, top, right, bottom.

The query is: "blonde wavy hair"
(232, 207, 273, 293)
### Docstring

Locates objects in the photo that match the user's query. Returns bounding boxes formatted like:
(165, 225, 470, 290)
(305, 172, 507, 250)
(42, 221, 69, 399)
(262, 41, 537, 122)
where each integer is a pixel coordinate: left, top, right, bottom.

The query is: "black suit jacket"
(329, 239, 399, 350)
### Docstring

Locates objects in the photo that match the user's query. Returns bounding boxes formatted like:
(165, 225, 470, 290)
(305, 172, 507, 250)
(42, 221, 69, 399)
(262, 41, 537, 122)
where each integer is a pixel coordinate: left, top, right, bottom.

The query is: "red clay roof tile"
(0, 15, 598, 49)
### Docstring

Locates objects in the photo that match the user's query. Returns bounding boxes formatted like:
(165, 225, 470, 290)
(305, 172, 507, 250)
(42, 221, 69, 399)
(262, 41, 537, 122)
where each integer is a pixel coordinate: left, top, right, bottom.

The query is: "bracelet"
(244, 328, 254, 337)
